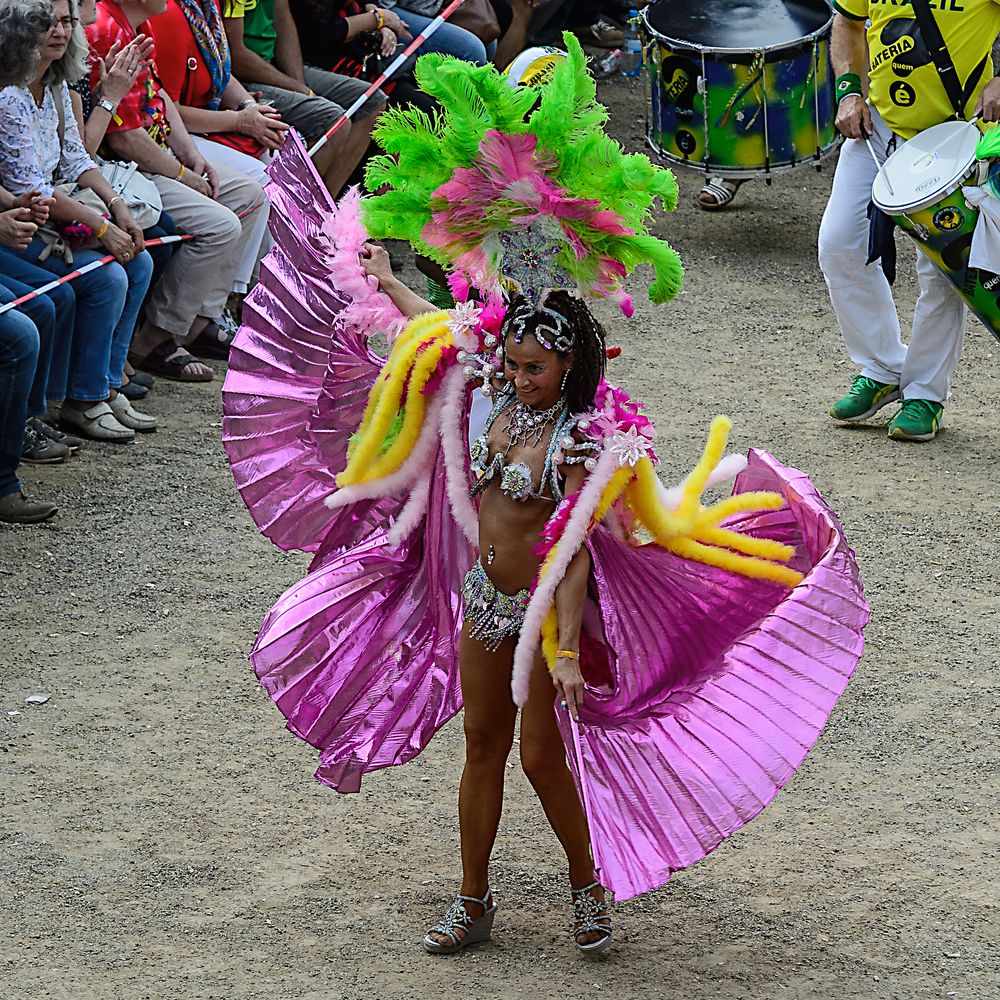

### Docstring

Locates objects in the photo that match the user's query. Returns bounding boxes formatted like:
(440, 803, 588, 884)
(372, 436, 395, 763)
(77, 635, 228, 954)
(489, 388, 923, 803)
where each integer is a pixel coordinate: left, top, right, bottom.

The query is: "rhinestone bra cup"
(470, 389, 599, 504)
(470, 392, 569, 504)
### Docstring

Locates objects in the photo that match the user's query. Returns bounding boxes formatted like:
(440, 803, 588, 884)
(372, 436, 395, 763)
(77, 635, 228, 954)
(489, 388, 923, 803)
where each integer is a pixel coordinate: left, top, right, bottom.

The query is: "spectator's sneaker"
(108, 392, 157, 433)
(29, 416, 83, 454)
(574, 19, 625, 48)
(0, 490, 57, 524)
(21, 423, 69, 464)
(829, 375, 901, 422)
(60, 401, 135, 442)
(888, 399, 943, 442)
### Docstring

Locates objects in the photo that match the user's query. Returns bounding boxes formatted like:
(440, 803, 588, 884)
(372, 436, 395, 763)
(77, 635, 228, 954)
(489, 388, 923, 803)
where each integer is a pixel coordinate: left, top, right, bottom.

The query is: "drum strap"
(909, 0, 989, 119)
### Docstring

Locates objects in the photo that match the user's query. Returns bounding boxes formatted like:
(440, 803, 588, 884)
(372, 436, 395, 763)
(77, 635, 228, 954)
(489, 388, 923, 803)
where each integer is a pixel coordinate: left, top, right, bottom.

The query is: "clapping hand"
(13, 190, 52, 225)
(96, 34, 153, 106)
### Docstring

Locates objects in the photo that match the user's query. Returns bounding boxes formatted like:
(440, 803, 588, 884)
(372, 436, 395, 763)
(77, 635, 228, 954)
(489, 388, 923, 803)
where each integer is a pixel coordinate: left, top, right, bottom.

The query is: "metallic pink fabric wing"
(250, 447, 473, 792)
(222, 133, 400, 555)
(557, 449, 869, 901)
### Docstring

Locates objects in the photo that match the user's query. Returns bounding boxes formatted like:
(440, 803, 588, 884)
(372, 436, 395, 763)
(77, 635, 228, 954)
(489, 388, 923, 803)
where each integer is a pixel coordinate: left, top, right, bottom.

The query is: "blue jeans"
(0, 286, 40, 499)
(0, 248, 75, 415)
(396, 9, 494, 65)
(142, 213, 178, 319)
(12, 239, 152, 401)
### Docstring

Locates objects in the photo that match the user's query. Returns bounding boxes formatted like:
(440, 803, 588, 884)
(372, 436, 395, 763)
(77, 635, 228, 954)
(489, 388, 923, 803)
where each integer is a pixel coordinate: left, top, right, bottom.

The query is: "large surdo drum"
(642, 0, 837, 178)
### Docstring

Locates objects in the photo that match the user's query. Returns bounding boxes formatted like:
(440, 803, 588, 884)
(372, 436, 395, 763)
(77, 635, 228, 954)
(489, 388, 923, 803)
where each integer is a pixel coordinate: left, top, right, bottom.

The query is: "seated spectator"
(0, 0, 62, 523)
(0, 184, 81, 461)
(147, 0, 286, 347)
(385, 0, 540, 71)
(86, 0, 269, 381)
(0, 240, 52, 523)
(388, 0, 492, 66)
(58, 0, 177, 393)
(0, 0, 157, 442)
(222, 0, 387, 198)
(287, 0, 437, 113)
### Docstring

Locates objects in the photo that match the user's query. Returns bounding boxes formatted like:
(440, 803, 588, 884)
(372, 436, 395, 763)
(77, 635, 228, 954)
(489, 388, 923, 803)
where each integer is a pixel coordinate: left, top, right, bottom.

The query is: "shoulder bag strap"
(50, 84, 66, 148)
(908, 0, 984, 118)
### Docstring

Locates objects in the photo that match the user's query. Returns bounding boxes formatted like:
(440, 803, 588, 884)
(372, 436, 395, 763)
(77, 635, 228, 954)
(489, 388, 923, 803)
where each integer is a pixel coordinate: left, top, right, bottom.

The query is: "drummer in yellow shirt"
(818, 1, 1000, 442)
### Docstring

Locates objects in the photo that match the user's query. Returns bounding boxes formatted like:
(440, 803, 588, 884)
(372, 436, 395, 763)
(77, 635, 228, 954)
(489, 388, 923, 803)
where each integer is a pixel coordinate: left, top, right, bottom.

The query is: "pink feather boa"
(439, 366, 480, 549)
(322, 186, 407, 341)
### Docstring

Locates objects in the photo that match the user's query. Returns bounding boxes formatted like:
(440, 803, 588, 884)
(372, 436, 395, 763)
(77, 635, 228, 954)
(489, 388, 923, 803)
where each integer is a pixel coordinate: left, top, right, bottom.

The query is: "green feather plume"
(362, 32, 683, 305)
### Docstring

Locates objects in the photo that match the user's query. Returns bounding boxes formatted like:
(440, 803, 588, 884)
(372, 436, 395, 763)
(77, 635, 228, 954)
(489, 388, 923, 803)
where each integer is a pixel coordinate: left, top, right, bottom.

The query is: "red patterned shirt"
(86, 1, 172, 146)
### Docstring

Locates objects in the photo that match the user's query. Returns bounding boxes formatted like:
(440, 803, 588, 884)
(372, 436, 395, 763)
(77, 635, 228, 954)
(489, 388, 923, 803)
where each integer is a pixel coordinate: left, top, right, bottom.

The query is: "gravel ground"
(1, 73, 998, 1000)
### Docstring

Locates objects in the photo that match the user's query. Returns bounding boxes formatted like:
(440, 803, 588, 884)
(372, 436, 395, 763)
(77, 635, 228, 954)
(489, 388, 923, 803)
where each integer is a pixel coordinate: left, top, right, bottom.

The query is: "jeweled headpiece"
(505, 295, 575, 353)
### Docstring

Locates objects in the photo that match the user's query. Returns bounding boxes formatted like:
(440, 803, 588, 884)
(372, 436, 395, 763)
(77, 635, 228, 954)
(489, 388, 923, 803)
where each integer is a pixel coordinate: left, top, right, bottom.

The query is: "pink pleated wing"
(560, 450, 869, 900)
(222, 133, 400, 554)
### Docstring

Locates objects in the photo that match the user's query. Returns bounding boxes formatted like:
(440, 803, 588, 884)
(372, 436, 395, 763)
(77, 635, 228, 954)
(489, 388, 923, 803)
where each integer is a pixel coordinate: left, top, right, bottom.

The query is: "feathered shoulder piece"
(320, 185, 407, 340)
(361, 33, 683, 309)
(509, 383, 805, 704)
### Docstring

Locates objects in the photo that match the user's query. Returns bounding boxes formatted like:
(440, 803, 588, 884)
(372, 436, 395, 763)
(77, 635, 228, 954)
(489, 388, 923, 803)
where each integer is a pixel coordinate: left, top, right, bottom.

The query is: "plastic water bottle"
(592, 49, 623, 80)
(622, 10, 642, 77)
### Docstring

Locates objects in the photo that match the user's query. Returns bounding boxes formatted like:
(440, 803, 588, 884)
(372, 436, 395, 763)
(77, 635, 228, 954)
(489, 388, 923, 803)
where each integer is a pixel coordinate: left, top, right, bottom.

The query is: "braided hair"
(500, 291, 607, 415)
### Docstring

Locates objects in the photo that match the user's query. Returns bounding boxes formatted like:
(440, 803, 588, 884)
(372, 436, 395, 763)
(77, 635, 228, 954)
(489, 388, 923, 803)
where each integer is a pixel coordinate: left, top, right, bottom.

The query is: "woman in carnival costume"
(223, 35, 869, 957)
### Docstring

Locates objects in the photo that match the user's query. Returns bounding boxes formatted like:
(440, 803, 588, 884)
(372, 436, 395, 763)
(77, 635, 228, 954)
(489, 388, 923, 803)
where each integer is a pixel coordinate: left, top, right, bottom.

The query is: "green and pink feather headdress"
(362, 33, 683, 312)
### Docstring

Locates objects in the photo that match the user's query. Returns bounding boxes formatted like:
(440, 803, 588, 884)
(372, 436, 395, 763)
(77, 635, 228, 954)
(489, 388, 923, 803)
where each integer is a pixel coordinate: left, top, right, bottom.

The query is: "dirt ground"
(2, 72, 999, 1000)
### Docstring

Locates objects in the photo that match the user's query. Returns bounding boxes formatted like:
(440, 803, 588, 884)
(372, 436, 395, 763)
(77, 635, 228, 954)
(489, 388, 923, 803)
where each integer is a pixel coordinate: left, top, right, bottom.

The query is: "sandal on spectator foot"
(423, 890, 497, 955)
(188, 320, 236, 361)
(571, 882, 612, 956)
(131, 340, 214, 383)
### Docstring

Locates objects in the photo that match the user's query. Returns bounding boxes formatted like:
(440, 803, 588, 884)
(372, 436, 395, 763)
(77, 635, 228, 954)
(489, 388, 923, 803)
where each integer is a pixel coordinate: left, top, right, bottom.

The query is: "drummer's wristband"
(836, 73, 863, 104)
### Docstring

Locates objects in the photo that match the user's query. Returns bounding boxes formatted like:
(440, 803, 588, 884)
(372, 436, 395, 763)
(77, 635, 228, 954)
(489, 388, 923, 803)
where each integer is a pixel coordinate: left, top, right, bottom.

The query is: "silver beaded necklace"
(501, 397, 566, 451)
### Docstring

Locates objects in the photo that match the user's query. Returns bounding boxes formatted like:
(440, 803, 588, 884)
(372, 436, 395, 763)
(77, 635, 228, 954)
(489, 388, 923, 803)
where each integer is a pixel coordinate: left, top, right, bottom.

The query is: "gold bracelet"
(556, 649, 579, 661)
(107, 196, 124, 212)
(176, 163, 185, 180)
(95, 219, 109, 240)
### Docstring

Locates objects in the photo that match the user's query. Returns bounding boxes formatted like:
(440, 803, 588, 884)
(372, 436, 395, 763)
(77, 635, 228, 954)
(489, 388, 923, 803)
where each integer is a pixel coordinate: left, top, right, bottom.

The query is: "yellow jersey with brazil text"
(833, 0, 1000, 138)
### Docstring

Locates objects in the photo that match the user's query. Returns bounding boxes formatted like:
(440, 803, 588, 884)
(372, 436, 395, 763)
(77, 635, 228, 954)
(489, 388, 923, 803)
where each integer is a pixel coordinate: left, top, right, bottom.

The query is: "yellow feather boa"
(337, 311, 452, 486)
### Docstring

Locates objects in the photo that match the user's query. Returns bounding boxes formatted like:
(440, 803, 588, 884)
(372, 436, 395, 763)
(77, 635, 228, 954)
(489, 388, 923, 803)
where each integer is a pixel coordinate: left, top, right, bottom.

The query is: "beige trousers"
(145, 161, 265, 335)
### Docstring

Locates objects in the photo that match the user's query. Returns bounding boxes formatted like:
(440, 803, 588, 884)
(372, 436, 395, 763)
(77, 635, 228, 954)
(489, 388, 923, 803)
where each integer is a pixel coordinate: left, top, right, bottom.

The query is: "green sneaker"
(888, 399, 944, 442)
(829, 375, 901, 422)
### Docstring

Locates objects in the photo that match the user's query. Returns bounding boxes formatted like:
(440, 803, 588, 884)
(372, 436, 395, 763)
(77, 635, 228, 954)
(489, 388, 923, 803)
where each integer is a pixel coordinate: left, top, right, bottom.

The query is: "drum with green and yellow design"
(641, 0, 836, 177)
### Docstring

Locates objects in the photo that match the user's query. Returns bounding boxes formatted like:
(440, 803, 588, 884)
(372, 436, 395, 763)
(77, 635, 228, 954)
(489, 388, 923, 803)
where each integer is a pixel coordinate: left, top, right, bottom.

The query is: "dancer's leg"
(456, 626, 519, 900)
(518, 655, 594, 886)
(426, 625, 517, 947)
(519, 654, 607, 944)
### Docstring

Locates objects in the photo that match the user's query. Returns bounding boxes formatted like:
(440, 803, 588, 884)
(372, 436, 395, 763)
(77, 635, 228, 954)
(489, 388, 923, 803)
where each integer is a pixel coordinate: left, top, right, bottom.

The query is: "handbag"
(38, 85, 163, 263)
(449, 0, 501, 46)
(97, 159, 162, 229)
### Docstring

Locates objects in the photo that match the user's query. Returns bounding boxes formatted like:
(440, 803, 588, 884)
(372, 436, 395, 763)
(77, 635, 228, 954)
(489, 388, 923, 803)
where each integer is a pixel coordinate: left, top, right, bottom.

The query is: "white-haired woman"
(0, 0, 155, 440)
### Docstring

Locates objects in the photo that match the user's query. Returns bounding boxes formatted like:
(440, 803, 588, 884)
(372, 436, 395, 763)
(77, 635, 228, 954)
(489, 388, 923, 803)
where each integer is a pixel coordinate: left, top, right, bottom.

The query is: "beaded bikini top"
(469, 388, 595, 504)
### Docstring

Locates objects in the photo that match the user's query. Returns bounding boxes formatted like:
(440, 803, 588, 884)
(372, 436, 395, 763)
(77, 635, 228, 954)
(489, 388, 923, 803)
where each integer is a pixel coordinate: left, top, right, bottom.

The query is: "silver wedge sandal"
(571, 882, 613, 956)
(423, 889, 497, 955)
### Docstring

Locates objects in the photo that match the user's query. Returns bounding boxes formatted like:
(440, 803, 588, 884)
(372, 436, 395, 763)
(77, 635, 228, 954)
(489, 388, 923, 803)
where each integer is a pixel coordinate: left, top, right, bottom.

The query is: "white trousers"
(194, 135, 273, 294)
(818, 105, 967, 403)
